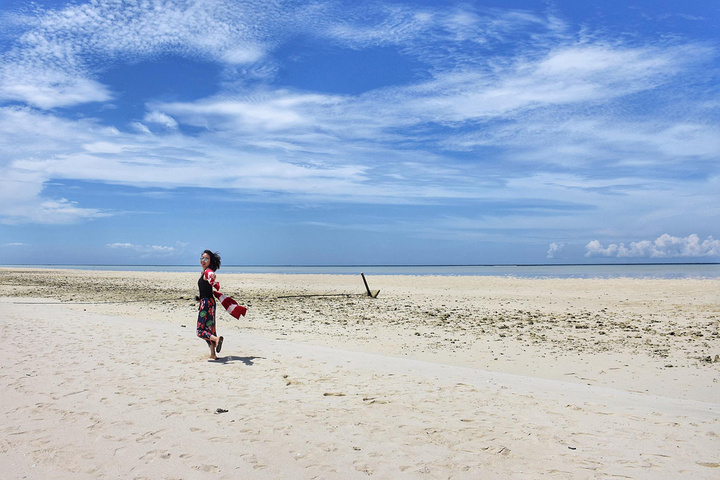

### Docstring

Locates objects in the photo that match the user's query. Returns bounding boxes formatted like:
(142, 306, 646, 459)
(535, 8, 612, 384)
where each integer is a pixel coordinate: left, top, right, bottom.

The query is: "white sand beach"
(1, 269, 719, 479)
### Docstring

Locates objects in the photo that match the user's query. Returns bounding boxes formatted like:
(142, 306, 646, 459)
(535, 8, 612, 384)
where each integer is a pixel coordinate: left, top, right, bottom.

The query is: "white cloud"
(107, 241, 189, 258)
(83, 142, 130, 154)
(0, 67, 113, 109)
(221, 46, 265, 64)
(0, 168, 108, 225)
(147, 39, 712, 156)
(107, 243, 135, 249)
(130, 122, 152, 134)
(324, 4, 434, 47)
(547, 242, 565, 258)
(143, 111, 178, 129)
(373, 43, 709, 130)
(0, 0, 278, 109)
(585, 234, 720, 258)
(3, 198, 109, 225)
(323, 5, 553, 57)
(155, 90, 342, 132)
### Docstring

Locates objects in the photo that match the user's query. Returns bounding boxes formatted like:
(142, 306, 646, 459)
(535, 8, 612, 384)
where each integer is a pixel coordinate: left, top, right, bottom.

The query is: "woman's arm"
(203, 268, 220, 290)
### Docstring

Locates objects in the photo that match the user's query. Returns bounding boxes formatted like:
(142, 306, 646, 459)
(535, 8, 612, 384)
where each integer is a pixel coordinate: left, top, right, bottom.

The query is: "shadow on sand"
(211, 356, 263, 366)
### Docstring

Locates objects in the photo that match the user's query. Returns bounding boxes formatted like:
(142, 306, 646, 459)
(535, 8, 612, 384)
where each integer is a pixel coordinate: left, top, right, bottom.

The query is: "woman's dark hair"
(203, 250, 221, 271)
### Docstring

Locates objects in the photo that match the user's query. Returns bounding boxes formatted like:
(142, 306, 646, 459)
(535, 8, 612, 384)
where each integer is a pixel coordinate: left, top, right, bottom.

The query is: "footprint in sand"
(135, 429, 165, 443)
(193, 464, 220, 472)
(240, 452, 270, 470)
(140, 450, 171, 461)
(353, 462, 373, 475)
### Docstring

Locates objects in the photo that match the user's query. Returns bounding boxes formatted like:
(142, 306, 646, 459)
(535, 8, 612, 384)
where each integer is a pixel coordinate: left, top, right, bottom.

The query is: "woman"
(197, 250, 224, 360)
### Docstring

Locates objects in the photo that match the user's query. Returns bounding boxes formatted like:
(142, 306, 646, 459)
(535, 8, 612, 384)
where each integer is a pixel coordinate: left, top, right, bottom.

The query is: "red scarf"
(203, 268, 247, 319)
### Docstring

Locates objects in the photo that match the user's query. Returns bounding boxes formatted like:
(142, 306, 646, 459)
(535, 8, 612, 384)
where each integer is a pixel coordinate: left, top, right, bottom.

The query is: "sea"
(3, 264, 720, 279)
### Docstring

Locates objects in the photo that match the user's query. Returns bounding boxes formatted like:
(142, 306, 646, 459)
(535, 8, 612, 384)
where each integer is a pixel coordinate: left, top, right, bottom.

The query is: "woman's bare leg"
(208, 335, 219, 360)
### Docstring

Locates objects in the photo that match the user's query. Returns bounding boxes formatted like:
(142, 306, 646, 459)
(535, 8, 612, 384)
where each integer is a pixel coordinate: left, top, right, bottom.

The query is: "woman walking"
(197, 250, 224, 359)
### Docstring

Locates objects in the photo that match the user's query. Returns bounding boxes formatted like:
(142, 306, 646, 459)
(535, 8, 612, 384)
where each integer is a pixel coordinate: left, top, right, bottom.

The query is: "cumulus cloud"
(585, 234, 720, 258)
(546, 242, 565, 258)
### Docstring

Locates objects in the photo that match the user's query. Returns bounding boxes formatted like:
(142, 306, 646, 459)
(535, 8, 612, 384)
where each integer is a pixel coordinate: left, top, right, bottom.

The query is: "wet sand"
(1, 268, 718, 478)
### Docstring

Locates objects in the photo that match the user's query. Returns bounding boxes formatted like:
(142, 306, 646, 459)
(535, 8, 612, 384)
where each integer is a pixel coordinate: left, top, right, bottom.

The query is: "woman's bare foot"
(208, 336, 218, 359)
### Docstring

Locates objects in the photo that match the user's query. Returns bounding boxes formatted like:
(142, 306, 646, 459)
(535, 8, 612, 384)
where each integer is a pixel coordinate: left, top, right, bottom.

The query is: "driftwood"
(361, 273, 380, 298)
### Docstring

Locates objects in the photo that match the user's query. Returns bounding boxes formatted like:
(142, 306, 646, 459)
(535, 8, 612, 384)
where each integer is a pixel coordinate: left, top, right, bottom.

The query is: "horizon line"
(3, 262, 719, 268)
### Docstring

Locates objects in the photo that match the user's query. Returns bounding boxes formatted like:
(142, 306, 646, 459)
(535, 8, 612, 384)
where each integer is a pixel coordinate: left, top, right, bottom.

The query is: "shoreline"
(2, 263, 719, 279)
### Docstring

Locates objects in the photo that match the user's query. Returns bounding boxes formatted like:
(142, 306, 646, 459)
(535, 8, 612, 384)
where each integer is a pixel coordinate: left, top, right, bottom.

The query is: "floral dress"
(197, 273, 217, 345)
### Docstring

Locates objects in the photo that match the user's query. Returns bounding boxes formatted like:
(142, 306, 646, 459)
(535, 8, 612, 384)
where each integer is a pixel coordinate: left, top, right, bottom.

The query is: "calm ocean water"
(4, 264, 720, 279)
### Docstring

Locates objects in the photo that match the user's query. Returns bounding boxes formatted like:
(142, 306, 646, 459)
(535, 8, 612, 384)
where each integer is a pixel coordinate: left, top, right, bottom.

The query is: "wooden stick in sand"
(361, 273, 380, 298)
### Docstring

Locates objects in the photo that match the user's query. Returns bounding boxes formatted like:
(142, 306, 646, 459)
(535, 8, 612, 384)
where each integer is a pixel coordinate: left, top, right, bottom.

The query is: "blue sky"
(0, 0, 718, 265)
